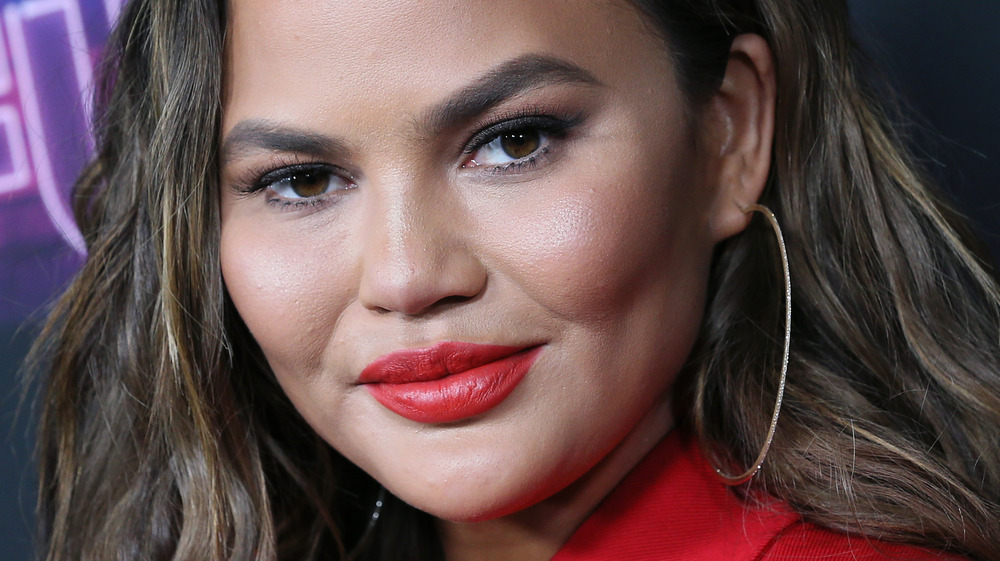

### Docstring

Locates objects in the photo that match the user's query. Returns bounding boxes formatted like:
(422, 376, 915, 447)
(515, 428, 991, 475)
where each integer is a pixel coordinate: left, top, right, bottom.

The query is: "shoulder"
(760, 521, 966, 561)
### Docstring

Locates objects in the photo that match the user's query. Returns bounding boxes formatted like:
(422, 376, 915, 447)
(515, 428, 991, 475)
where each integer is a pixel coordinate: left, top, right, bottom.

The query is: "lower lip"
(364, 346, 542, 424)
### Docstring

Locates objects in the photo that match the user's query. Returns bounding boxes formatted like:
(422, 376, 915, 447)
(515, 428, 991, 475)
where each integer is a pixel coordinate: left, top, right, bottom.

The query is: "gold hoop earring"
(715, 204, 792, 486)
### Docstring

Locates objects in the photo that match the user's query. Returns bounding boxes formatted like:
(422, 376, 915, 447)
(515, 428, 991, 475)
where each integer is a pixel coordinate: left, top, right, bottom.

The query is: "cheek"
(496, 142, 711, 327)
(220, 219, 355, 373)
(504, 198, 643, 316)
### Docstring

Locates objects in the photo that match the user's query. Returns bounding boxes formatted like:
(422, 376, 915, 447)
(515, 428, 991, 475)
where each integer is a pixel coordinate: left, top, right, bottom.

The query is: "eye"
(259, 163, 355, 200)
(460, 113, 584, 173)
(464, 128, 549, 167)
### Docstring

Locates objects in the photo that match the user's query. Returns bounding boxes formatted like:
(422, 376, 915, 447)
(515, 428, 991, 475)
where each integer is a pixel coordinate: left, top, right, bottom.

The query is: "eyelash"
(230, 159, 352, 210)
(461, 110, 584, 175)
(228, 109, 585, 210)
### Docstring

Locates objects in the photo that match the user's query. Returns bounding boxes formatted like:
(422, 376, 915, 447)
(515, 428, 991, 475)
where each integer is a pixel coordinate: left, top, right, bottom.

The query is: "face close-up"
(219, 0, 753, 528)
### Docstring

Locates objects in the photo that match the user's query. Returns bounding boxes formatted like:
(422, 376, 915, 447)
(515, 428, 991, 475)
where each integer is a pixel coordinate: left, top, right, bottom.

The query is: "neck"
(437, 397, 675, 561)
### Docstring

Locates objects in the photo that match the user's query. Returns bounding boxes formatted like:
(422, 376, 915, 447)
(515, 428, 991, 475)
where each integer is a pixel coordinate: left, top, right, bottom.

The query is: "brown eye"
(267, 165, 354, 200)
(499, 130, 541, 160)
(287, 170, 330, 198)
(465, 127, 550, 169)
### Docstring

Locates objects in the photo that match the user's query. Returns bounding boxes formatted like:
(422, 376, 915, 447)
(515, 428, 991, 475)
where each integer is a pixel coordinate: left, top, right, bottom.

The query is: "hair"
(31, 0, 1000, 560)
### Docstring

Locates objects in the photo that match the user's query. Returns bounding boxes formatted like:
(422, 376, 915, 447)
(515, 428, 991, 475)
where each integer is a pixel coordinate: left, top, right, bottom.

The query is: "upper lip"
(359, 341, 534, 384)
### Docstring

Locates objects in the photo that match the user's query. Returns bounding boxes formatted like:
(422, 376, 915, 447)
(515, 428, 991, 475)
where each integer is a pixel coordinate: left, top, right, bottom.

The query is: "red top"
(552, 431, 963, 561)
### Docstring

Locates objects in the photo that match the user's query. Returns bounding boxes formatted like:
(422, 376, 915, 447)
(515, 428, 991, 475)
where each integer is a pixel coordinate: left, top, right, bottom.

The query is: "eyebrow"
(220, 120, 352, 165)
(220, 54, 602, 164)
(422, 54, 602, 133)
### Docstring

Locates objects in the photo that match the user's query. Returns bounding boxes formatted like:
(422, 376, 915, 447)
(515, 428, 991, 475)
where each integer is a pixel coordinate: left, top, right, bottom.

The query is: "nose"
(358, 184, 486, 316)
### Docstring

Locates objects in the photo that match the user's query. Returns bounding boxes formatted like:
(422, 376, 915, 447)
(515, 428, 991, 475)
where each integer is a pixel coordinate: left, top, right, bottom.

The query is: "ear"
(701, 34, 776, 242)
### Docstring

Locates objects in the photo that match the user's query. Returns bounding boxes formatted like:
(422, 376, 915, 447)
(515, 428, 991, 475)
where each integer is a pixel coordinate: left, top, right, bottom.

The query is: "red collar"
(551, 431, 961, 561)
(552, 430, 799, 561)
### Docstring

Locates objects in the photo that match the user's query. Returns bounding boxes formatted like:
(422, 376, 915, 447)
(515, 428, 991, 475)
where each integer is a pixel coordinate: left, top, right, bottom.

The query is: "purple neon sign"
(0, 0, 120, 326)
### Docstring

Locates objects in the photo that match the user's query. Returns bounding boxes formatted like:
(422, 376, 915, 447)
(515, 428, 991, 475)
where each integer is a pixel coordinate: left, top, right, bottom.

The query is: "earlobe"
(703, 33, 777, 242)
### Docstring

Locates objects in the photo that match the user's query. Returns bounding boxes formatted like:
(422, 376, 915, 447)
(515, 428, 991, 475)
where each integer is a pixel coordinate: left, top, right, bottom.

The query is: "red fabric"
(552, 431, 963, 561)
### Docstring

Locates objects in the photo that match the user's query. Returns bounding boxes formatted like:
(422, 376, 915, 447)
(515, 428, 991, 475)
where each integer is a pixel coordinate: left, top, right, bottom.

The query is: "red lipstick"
(360, 342, 541, 424)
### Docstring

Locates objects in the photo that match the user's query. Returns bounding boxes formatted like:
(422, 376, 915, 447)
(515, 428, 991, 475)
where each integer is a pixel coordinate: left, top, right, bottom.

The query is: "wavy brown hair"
(33, 1, 1000, 560)
(637, 2, 1000, 560)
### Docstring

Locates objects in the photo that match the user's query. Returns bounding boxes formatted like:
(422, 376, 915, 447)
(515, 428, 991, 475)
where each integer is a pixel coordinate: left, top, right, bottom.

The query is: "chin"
(404, 493, 532, 523)
(384, 469, 558, 523)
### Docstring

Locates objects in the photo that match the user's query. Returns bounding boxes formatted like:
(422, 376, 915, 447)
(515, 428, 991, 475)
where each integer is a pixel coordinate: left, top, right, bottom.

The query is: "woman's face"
(220, 0, 735, 522)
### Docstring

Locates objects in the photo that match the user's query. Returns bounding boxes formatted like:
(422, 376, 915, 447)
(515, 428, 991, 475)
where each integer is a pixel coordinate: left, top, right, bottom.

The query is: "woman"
(33, 0, 1000, 560)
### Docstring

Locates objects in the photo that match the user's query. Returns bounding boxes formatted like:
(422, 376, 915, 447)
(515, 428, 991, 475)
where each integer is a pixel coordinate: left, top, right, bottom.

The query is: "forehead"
(222, 0, 673, 129)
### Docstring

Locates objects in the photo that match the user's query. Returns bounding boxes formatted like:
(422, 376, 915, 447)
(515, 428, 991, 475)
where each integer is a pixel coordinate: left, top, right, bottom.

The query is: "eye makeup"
(460, 109, 586, 176)
(222, 102, 589, 212)
(227, 157, 357, 210)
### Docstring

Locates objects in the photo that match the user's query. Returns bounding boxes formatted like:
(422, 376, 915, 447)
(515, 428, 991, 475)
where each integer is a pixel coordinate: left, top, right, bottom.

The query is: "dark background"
(2, 1, 998, 559)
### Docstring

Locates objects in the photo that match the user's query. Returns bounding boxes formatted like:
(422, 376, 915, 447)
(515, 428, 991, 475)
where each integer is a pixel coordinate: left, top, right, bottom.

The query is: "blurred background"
(1, 1, 997, 559)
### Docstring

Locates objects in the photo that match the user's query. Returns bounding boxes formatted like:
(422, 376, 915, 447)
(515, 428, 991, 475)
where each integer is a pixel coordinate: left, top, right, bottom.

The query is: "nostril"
(435, 294, 476, 308)
(366, 294, 478, 317)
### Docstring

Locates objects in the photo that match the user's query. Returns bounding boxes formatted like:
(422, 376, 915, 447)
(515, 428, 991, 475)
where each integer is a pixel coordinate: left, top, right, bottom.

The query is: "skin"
(219, 1, 774, 559)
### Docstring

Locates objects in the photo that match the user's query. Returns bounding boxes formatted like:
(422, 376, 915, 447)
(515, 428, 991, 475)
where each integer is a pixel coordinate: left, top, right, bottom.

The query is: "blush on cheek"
(221, 230, 343, 374)
(501, 188, 680, 324)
